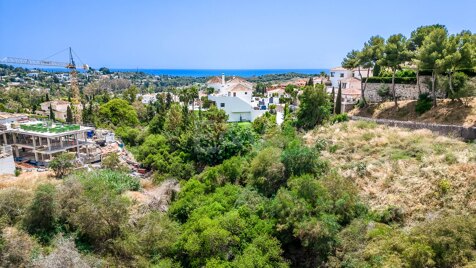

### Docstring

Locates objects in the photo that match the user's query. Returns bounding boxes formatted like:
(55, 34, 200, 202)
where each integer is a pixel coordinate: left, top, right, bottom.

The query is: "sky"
(0, 0, 475, 69)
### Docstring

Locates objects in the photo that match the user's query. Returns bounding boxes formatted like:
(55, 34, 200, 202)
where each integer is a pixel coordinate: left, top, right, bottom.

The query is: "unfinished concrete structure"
(0, 121, 95, 166)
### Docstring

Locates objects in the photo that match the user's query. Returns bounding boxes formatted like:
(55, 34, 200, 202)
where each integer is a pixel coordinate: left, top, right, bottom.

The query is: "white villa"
(329, 66, 373, 88)
(207, 74, 267, 122)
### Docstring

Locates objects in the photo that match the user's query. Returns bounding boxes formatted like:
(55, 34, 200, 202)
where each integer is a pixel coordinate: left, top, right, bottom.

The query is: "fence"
(350, 116, 476, 141)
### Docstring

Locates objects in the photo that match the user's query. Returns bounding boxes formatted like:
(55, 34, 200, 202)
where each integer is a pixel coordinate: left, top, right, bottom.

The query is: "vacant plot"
(305, 121, 476, 226)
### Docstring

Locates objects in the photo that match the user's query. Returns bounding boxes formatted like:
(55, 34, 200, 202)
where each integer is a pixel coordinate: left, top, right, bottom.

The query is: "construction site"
(0, 112, 141, 176)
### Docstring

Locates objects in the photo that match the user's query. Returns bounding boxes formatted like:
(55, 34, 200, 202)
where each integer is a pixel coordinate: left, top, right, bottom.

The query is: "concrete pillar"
(47, 137, 51, 152)
(33, 136, 38, 162)
(2, 133, 7, 145)
(12, 133, 19, 157)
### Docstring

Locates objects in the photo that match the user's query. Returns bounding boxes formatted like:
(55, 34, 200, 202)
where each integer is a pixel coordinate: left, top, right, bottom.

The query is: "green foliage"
(415, 92, 433, 114)
(98, 98, 139, 128)
(296, 85, 331, 130)
(101, 152, 130, 172)
(0, 188, 32, 225)
(248, 147, 285, 197)
(49, 152, 75, 178)
(281, 144, 328, 178)
(66, 105, 73, 123)
(23, 183, 58, 243)
(377, 84, 391, 99)
(329, 113, 349, 124)
(75, 169, 140, 193)
(252, 112, 276, 134)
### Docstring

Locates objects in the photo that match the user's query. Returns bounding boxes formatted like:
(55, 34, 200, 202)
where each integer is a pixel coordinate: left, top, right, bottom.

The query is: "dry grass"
(0, 171, 60, 191)
(305, 121, 476, 226)
(350, 97, 476, 127)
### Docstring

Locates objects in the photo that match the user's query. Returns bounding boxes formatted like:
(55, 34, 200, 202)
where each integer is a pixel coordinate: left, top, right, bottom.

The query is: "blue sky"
(0, 0, 475, 69)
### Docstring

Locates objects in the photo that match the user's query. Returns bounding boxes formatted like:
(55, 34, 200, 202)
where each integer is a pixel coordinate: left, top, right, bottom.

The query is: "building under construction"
(0, 115, 96, 166)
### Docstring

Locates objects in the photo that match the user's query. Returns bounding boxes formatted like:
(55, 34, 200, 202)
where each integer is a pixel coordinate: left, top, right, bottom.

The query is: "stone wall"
(350, 116, 476, 141)
(363, 76, 445, 103)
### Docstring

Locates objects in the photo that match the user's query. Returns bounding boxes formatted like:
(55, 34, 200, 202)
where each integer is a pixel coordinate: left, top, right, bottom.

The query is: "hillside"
(305, 120, 476, 226)
(349, 97, 476, 127)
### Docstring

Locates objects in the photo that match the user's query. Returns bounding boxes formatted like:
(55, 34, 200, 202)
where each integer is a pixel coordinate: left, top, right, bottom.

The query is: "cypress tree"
(45, 93, 50, 101)
(66, 105, 73, 123)
(335, 82, 342, 114)
(306, 77, 314, 86)
(331, 86, 336, 114)
(49, 104, 55, 121)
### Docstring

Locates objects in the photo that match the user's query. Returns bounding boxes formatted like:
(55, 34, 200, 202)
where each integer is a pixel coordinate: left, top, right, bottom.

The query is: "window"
(330, 72, 335, 77)
(340, 73, 344, 78)
(220, 103, 225, 107)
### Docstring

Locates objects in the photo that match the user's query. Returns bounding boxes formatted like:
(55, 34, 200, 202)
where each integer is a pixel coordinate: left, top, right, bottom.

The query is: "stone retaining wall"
(350, 116, 476, 141)
(363, 76, 447, 103)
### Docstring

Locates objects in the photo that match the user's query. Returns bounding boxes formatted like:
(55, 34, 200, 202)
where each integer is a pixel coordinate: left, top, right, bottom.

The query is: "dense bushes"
(415, 92, 433, 114)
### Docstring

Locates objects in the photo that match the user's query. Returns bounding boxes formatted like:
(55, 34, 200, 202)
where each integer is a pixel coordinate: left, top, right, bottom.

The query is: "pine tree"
(66, 105, 73, 123)
(335, 82, 342, 115)
(49, 104, 55, 121)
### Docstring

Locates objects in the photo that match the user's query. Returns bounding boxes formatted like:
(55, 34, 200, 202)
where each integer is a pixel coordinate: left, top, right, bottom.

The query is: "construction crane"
(0, 47, 89, 123)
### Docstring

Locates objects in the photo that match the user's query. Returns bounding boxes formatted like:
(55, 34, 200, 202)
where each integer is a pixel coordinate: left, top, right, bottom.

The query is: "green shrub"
(377, 84, 391, 100)
(415, 92, 433, 115)
(23, 183, 58, 243)
(330, 113, 349, 124)
(281, 144, 328, 178)
(76, 169, 140, 193)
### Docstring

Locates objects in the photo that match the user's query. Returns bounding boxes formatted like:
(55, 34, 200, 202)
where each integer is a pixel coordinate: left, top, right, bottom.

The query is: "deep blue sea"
(108, 69, 329, 77)
(27, 67, 329, 78)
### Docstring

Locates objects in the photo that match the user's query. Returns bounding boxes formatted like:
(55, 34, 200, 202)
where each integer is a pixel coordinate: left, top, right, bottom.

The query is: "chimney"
(221, 73, 225, 86)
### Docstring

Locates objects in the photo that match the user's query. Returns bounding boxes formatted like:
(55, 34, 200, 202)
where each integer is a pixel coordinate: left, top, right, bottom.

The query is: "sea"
(28, 67, 329, 78)
(109, 69, 329, 77)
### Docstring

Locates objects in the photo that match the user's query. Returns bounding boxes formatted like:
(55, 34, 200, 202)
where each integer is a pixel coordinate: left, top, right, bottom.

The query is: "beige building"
(36, 100, 82, 121)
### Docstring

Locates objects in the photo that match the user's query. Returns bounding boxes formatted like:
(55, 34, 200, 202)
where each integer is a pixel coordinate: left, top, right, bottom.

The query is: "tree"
(359, 36, 385, 106)
(49, 103, 55, 121)
(285, 84, 298, 105)
(296, 84, 331, 130)
(378, 34, 412, 107)
(98, 99, 139, 128)
(306, 77, 314, 86)
(335, 82, 342, 114)
(439, 30, 475, 99)
(416, 27, 448, 107)
(123, 85, 139, 104)
(409, 25, 447, 94)
(49, 152, 75, 178)
(66, 105, 73, 123)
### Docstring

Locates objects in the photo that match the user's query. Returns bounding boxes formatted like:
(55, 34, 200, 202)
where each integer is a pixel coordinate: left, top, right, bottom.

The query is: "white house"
(140, 93, 157, 104)
(329, 66, 373, 88)
(207, 75, 266, 122)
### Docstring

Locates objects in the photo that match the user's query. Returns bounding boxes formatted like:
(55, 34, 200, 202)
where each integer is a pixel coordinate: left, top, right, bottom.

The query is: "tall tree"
(306, 77, 314, 86)
(409, 24, 447, 94)
(296, 84, 331, 130)
(358, 36, 385, 106)
(49, 103, 55, 121)
(378, 34, 412, 107)
(335, 82, 342, 114)
(66, 105, 73, 123)
(439, 30, 476, 98)
(416, 28, 448, 107)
